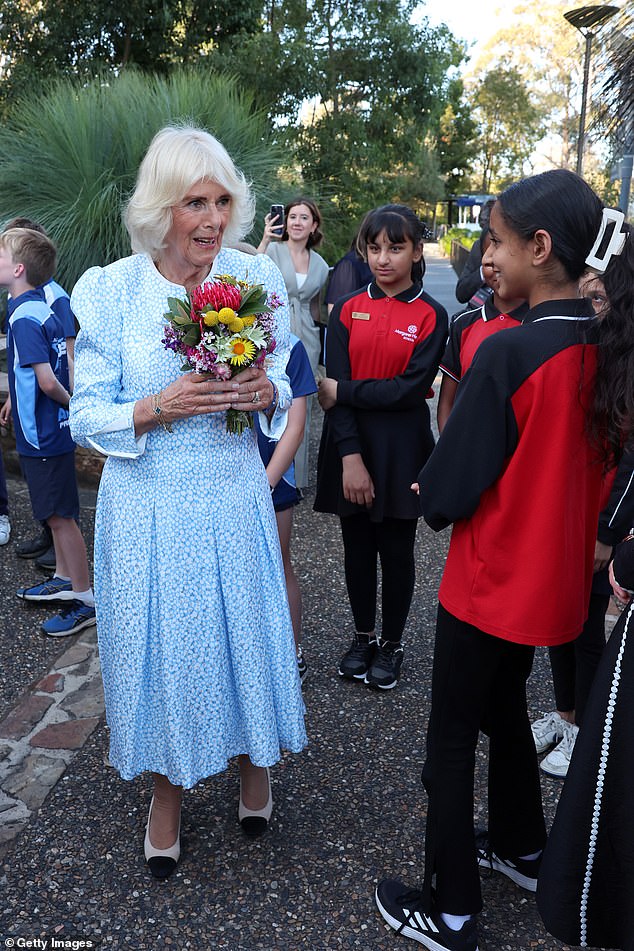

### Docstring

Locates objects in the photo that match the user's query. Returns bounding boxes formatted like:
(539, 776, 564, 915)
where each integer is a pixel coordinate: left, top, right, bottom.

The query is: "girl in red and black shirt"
(314, 204, 447, 690)
(375, 171, 633, 951)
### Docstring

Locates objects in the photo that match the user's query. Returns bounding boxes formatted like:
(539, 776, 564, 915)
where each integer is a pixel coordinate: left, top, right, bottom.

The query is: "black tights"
(339, 513, 418, 643)
(548, 591, 609, 726)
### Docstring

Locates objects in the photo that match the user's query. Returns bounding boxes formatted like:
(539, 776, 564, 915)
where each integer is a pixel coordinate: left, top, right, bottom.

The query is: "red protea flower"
(192, 280, 242, 314)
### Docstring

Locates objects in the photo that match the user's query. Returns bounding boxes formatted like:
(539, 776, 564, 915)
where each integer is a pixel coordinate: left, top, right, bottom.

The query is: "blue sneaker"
(17, 576, 74, 602)
(41, 600, 96, 637)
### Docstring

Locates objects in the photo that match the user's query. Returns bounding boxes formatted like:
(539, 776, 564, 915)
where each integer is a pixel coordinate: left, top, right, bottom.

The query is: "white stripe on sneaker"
(412, 910, 440, 933)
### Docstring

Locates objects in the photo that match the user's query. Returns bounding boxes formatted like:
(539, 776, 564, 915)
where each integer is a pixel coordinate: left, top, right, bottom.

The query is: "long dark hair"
(356, 204, 427, 283)
(590, 224, 634, 465)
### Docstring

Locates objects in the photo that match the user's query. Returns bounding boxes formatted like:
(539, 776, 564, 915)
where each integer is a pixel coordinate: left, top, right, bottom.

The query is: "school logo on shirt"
(394, 324, 418, 343)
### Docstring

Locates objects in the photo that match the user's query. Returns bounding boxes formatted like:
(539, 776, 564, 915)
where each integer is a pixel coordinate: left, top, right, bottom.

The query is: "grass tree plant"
(0, 69, 288, 290)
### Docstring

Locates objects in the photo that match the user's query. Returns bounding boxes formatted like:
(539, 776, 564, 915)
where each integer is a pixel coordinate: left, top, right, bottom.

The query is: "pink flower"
(192, 281, 242, 314)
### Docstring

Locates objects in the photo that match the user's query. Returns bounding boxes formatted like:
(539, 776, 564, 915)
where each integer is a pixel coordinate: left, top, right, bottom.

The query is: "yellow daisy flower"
(229, 338, 256, 366)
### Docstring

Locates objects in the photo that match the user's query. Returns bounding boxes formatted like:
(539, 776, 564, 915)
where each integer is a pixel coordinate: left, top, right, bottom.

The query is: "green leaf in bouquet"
(171, 313, 196, 326)
(237, 284, 267, 315)
(167, 296, 191, 320)
(242, 325, 266, 347)
(181, 327, 201, 346)
(239, 304, 273, 319)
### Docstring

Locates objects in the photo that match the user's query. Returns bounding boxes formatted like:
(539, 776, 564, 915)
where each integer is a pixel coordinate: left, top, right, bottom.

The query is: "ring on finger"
(251, 390, 261, 404)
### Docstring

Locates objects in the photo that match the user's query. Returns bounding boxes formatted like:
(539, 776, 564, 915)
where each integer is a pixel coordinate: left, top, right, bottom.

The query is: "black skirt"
(537, 601, 634, 950)
(313, 404, 432, 522)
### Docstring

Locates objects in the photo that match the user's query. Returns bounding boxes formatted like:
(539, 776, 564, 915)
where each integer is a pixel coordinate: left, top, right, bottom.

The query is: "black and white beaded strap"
(578, 602, 633, 946)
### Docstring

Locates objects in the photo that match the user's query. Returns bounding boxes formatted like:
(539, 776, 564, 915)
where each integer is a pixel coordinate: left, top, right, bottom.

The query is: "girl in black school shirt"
(375, 171, 633, 951)
(314, 204, 447, 691)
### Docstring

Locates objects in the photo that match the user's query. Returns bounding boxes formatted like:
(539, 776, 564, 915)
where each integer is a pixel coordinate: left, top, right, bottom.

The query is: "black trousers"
(422, 604, 547, 915)
(548, 591, 609, 726)
(339, 513, 418, 642)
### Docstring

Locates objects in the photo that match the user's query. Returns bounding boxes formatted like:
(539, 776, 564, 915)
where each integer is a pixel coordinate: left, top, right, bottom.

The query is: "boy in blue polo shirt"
(0, 227, 95, 636)
(2, 217, 78, 568)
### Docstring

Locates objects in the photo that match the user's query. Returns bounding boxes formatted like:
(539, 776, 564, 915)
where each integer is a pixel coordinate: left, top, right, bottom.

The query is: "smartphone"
(270, 204, 285, 236)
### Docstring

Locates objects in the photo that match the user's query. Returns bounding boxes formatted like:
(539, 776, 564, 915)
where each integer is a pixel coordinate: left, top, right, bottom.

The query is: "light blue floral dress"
(70, 249, 307, 788)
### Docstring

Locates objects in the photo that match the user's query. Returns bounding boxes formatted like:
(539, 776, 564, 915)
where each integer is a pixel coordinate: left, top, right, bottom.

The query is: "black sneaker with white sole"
(375, 880, 479, 951)
(365, 642, 404, 690)
(475, 829, 540, 892)
(338, 635, 376, 679)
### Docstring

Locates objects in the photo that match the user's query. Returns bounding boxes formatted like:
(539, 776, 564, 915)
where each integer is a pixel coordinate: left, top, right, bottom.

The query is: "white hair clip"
(586, 208, 626, 273)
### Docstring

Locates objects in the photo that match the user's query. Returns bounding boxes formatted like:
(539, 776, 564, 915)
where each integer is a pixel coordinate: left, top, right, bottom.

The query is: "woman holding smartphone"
(257, 197, 329, 487)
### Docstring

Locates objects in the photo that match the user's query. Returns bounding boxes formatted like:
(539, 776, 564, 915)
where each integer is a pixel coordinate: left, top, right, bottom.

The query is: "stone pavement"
(0, 249, 617, 950)
(0, 629, 103, 858)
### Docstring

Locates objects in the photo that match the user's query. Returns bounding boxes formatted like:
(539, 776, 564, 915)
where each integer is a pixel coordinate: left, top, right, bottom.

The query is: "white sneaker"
(540, 722, 579, 778)
(531, 710, 567, 753)
(0, 514, 10, 546)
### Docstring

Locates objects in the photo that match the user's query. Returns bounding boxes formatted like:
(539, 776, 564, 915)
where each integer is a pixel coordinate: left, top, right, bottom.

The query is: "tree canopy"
(0, 0, 478, 256)
(0, 0, 262, 109)
(0, 70, 286, 289)
(472, 67, 543, 192)
(222, 0, 466, 250)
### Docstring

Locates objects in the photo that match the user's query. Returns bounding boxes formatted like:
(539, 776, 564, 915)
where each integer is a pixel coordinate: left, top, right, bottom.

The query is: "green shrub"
(0, 69, 288, 290)
(439, 227, 479, 257)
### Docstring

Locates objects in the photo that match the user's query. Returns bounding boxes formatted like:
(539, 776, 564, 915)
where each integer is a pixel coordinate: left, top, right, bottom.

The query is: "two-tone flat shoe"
(144, 796, 181, 879)
(238, 767, 272, 836)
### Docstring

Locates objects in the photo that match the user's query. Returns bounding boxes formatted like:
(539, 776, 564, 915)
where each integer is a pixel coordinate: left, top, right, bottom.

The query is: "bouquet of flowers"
(162, 274, 281, 434)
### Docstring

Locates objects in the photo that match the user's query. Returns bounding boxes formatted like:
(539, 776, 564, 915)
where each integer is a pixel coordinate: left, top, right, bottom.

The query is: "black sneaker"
(15, 527, 52, 559)
(365, 641, 404, 690)
(338, 635, 376, 680)
(375, 880, 479, 951)
(35, 545, 56, 571)
(475, 829, 540, 892)
(297, 647, 308, 684)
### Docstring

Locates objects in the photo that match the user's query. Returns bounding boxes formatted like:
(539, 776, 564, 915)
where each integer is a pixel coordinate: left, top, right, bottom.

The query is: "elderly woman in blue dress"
(69, 125, 307, 879)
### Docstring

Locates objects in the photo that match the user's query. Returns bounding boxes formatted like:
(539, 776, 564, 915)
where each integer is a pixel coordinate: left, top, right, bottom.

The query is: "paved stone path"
(0, 629, 103, 857)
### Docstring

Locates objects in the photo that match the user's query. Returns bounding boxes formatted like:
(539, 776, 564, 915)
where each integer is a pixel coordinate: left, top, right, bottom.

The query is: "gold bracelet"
(151, 391, 173, 434)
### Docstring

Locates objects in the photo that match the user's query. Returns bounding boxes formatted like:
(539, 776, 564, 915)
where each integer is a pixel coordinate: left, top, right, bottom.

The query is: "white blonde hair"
(124, 125, 255, 258)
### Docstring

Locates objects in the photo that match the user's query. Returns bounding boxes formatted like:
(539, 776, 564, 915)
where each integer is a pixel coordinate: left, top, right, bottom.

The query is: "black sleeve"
(418, 364, 518, 530)
(455, 242, 484, 304)
(326, 259, 360, 305)
(598, 450, 634, 546)
(324, 300, 363, 458)
(613, 538, 634, 590)
(336, 305, 447, 411)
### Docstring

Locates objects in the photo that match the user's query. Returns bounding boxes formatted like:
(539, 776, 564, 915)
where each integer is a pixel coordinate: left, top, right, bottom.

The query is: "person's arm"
(70, 266, 254, 455)
(419, 361, 517, 530)
(66, 336, 75, 393)
(32, 362, 71, 407)
(334, 303, 448, 412)
(455, 241, 484, 304)
(309, 291, 322, 325)
(0, 395, 12, 427)
(255, 213, 282, 254)
(323, 299, 374, 507)
(250, 251, 292, 438)
(437, 374, 459, 432)
(598, 449, 634, 548)
(611, 537, 634, 599)
(326, 257, 359, 312)
(265, 396, 307, 489)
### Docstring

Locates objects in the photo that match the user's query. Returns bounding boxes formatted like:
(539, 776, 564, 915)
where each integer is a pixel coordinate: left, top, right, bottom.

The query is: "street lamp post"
(564, 4, 620, 175)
